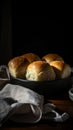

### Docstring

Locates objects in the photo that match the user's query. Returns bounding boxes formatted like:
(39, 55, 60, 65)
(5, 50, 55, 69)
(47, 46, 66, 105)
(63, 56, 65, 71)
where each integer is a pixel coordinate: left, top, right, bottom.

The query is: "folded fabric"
(0, 65, 10, 90)
(0, 83, 43, 126)
(0, 84, 69, 127)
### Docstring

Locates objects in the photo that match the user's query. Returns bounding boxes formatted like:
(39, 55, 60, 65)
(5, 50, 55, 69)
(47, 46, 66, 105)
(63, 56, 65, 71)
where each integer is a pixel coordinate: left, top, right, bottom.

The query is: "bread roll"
(21, 53, 41, 63)
(42, 53, 64, 63)
(26, 61, 56, 81)
(8, 56, 29, 79)
(49, 61, 71, 79)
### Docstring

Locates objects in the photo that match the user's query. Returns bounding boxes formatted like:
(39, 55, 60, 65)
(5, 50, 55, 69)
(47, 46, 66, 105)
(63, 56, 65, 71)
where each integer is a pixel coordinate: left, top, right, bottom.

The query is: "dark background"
(0, 0, 72, 66)
(12, 17, 64, 57)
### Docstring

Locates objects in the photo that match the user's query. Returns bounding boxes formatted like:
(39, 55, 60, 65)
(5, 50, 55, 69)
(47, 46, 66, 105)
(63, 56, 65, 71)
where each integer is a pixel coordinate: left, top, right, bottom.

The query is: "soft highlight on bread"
(26, 61, 56, 81)
(8, 53, 41, 79)
(21, 53, 41, 63)
(49, 61, 71, 79)
(8, 52, 71, 81)
(42, 53, 64, 63)
(8, 56, 29, 79)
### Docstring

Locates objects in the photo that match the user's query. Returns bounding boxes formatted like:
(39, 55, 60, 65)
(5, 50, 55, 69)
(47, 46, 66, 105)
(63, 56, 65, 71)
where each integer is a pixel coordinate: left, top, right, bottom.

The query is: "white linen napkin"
(0, 84, 69, 127)
(0, 83, 43, 126)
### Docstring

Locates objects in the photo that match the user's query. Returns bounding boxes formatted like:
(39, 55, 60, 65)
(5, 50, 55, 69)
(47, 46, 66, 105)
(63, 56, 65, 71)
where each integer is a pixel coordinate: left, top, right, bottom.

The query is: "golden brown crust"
(8, 53, 71, 80)
(8, 56, 29, 71)
(49, 61, 64, 71)
(8, 56, 29, 78)
(8, 53, 41, 79)
(21, 53, 41, 63)
(26, 61, 56, 81)
(49, 61, 71, 79)
(26, 61, 50, 73)
(42, 53, 64, 63)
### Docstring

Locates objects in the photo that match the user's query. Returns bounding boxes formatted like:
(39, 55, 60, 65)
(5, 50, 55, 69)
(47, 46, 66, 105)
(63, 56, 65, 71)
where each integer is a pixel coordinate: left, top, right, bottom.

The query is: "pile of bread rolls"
(8, 53, 71, 81)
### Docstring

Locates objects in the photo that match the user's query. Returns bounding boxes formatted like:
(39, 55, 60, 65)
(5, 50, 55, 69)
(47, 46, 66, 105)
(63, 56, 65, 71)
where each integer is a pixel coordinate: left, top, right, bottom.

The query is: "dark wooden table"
(1, 89, 73, 130)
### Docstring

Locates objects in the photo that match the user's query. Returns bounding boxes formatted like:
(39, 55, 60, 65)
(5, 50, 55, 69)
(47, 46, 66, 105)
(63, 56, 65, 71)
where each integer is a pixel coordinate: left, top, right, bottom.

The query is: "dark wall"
(0, 0, 12, 65)
(12, 16, 71, 65)
(12, 16, 73, 66)
(0, 1, 72, 66)
(12, 17, 64, 56)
